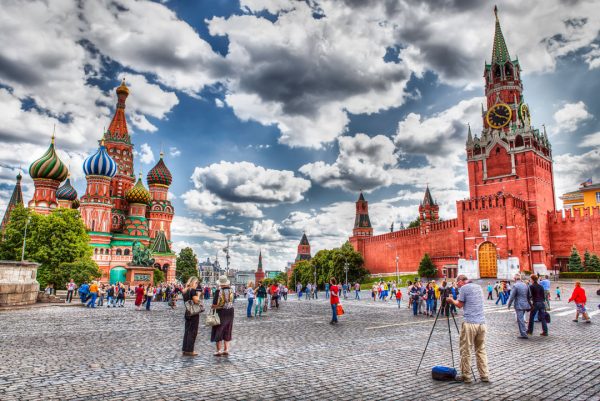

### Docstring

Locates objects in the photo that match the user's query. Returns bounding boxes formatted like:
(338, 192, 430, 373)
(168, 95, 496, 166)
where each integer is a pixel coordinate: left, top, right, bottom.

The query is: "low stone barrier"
(0, 261, 40, 307)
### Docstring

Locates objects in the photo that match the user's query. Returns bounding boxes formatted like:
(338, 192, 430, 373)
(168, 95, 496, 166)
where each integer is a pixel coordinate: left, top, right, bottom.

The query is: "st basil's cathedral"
(2, 80, 176, 285)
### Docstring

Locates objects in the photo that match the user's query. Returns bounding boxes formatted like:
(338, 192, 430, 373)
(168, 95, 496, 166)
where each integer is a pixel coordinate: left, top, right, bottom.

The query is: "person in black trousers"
(182, 276, 201, 356)
(527, 274, 548, 337)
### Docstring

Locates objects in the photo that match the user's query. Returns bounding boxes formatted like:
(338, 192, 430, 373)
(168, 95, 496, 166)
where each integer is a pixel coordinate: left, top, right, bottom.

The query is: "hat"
(218, 275, 230, 286)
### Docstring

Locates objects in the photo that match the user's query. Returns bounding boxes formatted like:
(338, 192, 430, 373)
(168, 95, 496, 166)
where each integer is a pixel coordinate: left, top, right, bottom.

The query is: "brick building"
(349, 8, 600, 279)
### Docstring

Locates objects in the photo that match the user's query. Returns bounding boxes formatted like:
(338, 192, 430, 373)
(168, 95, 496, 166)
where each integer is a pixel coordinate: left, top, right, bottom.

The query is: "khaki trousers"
(459, 322, 489, 379)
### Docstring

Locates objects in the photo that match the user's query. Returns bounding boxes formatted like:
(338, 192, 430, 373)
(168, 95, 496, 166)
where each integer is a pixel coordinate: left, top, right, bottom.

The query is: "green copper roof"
(491, 6, 511, 65)
(150, 230, 171, 254)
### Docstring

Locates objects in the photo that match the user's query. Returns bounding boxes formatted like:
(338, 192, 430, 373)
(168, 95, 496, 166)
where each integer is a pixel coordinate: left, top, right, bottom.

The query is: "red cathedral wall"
(548, 207, 600, 261)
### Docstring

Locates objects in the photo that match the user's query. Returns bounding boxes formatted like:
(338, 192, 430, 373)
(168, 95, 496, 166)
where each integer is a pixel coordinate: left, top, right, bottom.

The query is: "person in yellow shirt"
(433, 281, 440, 315)
(87, 281, 99, 308)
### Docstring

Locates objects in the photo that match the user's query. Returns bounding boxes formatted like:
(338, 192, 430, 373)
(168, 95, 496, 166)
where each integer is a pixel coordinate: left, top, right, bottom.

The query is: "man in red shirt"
(329, 277, 339, 324)
(270, 283, 280, 309)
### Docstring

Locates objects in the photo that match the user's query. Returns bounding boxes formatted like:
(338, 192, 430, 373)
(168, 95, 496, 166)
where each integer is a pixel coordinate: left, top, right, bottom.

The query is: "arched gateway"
(109, 266, 127, 284)
(478, 242, 497, 278)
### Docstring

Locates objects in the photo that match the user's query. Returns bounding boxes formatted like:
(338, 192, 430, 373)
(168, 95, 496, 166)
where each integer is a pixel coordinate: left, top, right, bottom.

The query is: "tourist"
(211, 275, 235, 356)
(569, 281, 591, 323)
(106, 285, 115, 307)
(66, 279, 76, 303)
(540, 275, 551, 310)
(270, 282, 280, 308)
(97, 284, 105, 307)
(342, 282, 348, 300)
(305, 283, 311, 300)
(309, 282, 315, 300)
(506, 273, 530, 339)
(406, 281, 413, 309)
(78, 281, 89, 303)
(527, 274, 548, 336)
(395, 287, 402, 308)
(145, 284, 155, 311)
(246, 281, 255, 318)
(493, 281, 500, 299)
(486, 282, 493, 300)
(296, 282, 302, 299)
(255, 281, 267, 317)
(432, 281, 440, 314)
(418, 282, 426, 314)
(182, 276, 202, 357)
(555, 286, 561, 301)
(86, 281, 98, 308)
(445, 274, 489, 383)
(314, 283, 318, 299)
(409, 282, 420, 316)
(425, 282, 435, 317)
(325, 282, 330, 299)
(134, 284, 144, 311)
(329, 277, 340, 324)
(116, 284, 126, 307)
(371, 284, 377, 302)
(354, 282, 361, 300)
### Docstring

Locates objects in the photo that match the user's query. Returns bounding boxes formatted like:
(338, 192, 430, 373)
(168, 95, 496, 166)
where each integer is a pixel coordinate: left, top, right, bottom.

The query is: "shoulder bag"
(205, 310, 220, 327)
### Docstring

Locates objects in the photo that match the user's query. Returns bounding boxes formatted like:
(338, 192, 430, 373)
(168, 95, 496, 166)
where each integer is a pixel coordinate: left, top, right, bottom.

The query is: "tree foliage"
(288, 242, 368, 289)
(176, 247, 198, 284)
(56, 259, 102, 287)
(0, 206, 93, 289)
(590, 254, 600, 272)
(583, 250, 592, 272)
(153, 268, 165, 285)
(418, 253, 438, 278)
(568, 246, 583, 272)
(407, 217, 420, 228)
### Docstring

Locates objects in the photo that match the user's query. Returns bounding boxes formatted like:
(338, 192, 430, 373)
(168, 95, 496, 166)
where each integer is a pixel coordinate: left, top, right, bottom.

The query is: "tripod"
(415, 295, 476, 382)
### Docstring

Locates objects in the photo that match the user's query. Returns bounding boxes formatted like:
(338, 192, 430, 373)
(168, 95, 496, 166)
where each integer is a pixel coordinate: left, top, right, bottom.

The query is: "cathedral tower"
(1, 173, 24, 233)
(56, 174, 78, 209)
(104, 80, 136, 232)
(28, 136, 69, 214)
(123, 174, 152, 239)
(147, 152, 174, 241)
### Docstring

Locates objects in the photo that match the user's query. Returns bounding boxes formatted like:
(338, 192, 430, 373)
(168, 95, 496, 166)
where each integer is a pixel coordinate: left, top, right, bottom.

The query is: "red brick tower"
(295, 232, 312, 262)
(146, 152, 174, 241)
(255, 250, 265, 283)
(104, 79, 136, 233)
(419, 186, 440, 233)
(466, 7, 555, 272)
(350, 191, 373, 255)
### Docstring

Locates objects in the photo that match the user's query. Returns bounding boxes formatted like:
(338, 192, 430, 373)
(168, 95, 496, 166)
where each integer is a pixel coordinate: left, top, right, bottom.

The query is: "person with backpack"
(211, 275, 235, 356)
(255, 281, 267, 317)
(116, 285, 126, 307)
(527, 274, 549, 337)
(78, 281, 89, 304)
(106, 285, 115, 307)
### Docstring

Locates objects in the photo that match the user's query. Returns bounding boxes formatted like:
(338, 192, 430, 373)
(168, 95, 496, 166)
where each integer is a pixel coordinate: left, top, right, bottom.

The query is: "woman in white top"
(246, 281, 255, 318)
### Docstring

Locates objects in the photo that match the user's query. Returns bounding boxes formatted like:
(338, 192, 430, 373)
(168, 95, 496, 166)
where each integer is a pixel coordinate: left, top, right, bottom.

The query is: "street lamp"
(387, 243, 400, 284)
(223, 231, 243, 274)
(21, 216, 31, 262)
(344, 262, 349, 286)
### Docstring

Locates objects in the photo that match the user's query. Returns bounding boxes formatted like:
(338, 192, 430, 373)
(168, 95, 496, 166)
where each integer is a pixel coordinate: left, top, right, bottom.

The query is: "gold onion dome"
(146, 152, 172, 187)
(29, 136, 69, 182)
(125, 174, 152, 204)
(116, 79, 129, 96)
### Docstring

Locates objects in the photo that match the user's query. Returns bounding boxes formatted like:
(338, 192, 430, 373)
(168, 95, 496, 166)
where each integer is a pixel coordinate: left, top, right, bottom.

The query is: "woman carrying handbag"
(182, 277, 204, 356)
(211, 275, 235, 356)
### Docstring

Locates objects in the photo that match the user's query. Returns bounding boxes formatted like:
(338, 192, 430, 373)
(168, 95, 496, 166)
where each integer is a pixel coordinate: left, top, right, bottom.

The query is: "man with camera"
(446, 274, 490, 383)
(506, 273, 530, 339)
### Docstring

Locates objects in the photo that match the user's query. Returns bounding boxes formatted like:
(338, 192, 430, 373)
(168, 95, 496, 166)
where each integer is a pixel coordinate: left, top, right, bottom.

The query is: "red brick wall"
(548, 207, 600, 262)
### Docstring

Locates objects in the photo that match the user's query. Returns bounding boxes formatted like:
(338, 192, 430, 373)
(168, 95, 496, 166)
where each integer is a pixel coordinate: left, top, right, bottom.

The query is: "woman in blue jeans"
(425, 283, 435, 317)
(246, 281, 255, 318)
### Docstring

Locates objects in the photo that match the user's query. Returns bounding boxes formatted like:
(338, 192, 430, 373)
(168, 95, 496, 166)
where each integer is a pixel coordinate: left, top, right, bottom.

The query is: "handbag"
(205, 310, 220, 327)
(184, 300, 204, 317)
(336, 304, 344, 316)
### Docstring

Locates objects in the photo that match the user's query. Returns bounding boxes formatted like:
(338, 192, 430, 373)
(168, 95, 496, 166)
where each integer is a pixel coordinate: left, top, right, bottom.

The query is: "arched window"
(515, 135, 524, 147)
(116, 249, 122, 256)
(94, 248, 98, 254)
(124, 249, 130, 256)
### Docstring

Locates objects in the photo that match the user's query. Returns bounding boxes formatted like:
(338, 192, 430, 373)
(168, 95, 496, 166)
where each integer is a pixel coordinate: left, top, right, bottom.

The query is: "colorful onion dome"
(56, 176, 78, 201)
(29, 136, 69, 181)
(146, 152, 172, 187)
(83, 139, 118, 177)
(71, 198, 80, 209)
(126, 174, 152, 204)
(116, 79, 129, 96)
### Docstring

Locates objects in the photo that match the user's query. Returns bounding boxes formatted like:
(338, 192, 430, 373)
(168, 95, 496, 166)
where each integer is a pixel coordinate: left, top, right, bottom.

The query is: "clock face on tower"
(486, 103, 512, 129)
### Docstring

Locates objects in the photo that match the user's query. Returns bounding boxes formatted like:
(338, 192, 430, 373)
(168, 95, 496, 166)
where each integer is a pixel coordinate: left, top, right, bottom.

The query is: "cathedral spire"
(466, 123, 473, 146)
(1, 172, 24, 232)
(106, 79, 130, 143)
(353, 191, 373, 237)
(491, 6, 511, 65)
(423, 185, 435, 206)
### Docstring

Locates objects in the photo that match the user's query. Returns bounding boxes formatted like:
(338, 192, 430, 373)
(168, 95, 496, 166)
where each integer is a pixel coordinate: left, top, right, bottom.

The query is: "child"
(556, 286, 561, 301)
(395, 288, 402, 308)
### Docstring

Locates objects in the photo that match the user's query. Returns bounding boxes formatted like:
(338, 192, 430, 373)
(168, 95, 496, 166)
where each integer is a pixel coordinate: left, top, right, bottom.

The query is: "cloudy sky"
(1, 0, 600, 272)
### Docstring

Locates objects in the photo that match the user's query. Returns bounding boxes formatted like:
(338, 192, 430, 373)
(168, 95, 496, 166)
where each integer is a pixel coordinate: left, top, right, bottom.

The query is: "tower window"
(596, 192, 600, 204)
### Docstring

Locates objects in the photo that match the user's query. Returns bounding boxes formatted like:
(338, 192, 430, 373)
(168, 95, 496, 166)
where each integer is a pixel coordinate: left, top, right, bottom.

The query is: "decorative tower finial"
(467, 123, 473, 145)
(494, 5, 498, 21)
(51, 124, 56, 144)
(491, 5, 511, 65)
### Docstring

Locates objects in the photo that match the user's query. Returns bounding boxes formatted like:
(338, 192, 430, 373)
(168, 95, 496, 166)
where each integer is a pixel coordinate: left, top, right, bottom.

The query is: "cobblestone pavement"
(1, 284, 599, 401)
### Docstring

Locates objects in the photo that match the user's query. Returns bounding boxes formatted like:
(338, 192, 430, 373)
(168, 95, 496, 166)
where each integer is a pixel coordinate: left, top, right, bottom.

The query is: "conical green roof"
(491, 6, 511, 65)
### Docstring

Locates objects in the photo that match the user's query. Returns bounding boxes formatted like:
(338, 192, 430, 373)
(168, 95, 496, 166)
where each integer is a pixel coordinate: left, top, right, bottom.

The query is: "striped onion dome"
(146, 152, 172, 187)
(56, 176, 78, 200)
(83, 140, 117, 177)
(29, 137, 69, 181)
(125, 174, 152, 204)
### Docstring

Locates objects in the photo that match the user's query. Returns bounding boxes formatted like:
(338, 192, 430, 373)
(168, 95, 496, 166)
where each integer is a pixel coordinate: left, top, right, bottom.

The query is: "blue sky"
(1, 0, 600, 271)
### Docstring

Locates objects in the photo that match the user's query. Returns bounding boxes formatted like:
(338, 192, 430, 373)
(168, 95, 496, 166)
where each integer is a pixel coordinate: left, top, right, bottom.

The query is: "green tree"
(583, 250, 592, 272)
(153, 268, 165, 285)
(590, 254, 600, 272)
(418, 253, 438, 278)
(407, 217, 420, 228)
(288, 260, 312, 288)
(58, 259, 102, 286)
(0, 206, 41, 261)
(176, 247, 198, 284)
(568, 246, 583, 272)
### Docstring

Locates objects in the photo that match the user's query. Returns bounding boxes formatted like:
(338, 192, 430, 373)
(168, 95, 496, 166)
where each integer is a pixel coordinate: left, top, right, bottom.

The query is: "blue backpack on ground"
(432, 366, 457, 381)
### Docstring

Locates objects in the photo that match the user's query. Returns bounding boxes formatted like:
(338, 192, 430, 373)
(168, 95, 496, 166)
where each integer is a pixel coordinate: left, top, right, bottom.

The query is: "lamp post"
(344, 262, 349, 286)
(387, 243, 399, 284)
(21, 216, 31, 262)
(223, 231, 243, 275)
